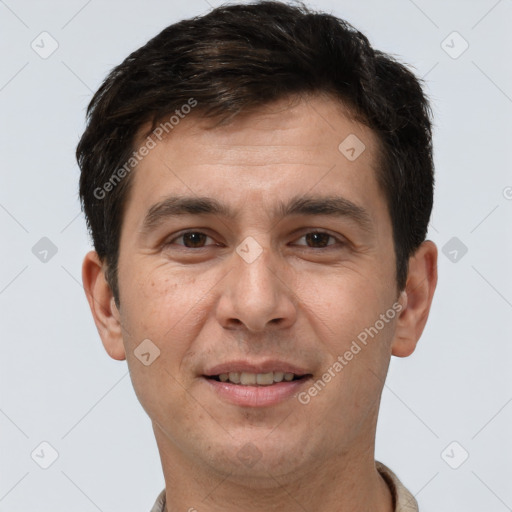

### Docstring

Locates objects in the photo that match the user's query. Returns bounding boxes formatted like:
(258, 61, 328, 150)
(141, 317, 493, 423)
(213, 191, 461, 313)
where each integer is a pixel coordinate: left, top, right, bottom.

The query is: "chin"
(195, 434, 317, 485)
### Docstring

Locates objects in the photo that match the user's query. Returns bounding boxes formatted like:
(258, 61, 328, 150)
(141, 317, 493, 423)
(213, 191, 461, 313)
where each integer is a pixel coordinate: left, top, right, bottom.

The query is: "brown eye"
(181, 232, 208, 247)
(167, 231, 214, 248)
(304, 232, 332, 247)
(294, 231, 339, 248)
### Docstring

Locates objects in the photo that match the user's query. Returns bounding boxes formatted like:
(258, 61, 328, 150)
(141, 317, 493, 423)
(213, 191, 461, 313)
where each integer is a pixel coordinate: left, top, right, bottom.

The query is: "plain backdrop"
(1, 0, 511, 511)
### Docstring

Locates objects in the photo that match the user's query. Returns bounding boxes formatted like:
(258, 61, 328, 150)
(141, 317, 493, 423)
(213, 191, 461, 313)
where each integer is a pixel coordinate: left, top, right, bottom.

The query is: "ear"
(391, 241, 438, 357)
(82, 250, 126, 360)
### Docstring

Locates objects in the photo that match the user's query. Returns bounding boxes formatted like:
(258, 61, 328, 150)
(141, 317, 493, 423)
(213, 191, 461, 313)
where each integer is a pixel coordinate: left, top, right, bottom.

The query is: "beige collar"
(377, 461, 419, 511)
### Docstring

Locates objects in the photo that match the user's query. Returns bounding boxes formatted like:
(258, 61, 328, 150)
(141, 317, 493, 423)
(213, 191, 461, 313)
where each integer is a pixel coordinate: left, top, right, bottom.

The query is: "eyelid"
(166, 229, 218, 247)
(292, 230, 344, 247)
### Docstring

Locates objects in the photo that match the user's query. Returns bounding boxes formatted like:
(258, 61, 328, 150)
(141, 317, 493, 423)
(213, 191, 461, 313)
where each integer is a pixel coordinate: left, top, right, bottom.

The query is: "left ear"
(391, 240, 438, 357)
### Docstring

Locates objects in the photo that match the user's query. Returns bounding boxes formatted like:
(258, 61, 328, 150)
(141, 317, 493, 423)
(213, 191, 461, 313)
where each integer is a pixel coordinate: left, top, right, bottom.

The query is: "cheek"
(120, 262, 229, 377)
(295, 269, 396, 382)
(120, 264, 198, 350)
(118, 266, 209, 420)
(296, 269, 383, 334)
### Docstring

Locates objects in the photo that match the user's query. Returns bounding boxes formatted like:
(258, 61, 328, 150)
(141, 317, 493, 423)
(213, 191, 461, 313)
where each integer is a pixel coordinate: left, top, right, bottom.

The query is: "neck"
(154, 427, 394, 512)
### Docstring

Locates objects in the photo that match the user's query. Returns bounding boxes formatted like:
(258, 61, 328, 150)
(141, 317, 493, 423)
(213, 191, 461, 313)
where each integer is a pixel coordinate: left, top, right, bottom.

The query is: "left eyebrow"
(139, 194, 373, 236)
(277, 195, 373, 233)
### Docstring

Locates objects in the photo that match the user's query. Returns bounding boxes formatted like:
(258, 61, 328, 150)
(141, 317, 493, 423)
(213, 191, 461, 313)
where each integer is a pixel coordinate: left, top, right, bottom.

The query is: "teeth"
(273, 371, 284, 382)
(240, 372, 257, 385)
(256, 372, 274, 385)
(228, 372, 240, 383)
(215, 371, 300, 385)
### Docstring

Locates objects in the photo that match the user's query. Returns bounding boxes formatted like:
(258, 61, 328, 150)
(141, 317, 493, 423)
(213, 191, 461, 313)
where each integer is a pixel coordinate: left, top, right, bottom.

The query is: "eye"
(167, 231, 217, 248)
(293, 231, 342, 248)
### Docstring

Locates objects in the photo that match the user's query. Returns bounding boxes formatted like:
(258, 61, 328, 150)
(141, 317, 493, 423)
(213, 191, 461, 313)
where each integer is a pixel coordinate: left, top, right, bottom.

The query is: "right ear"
(81, 250, 126, 360)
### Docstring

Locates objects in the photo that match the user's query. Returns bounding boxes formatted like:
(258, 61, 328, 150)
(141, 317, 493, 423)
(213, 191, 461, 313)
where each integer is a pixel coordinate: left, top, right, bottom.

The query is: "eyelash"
(165, 230, 345, 249)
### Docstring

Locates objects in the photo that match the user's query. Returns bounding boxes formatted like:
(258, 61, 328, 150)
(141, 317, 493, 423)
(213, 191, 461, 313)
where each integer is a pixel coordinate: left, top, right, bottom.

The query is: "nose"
(215, 244, 297, 333)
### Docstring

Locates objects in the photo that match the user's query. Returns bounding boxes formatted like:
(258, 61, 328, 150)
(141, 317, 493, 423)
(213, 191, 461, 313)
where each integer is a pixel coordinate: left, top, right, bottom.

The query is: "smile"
(209, 371, 306, 386)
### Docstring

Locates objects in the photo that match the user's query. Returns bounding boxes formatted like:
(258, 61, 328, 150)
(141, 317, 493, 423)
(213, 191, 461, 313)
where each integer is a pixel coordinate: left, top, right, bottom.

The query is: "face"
(94, 94, 410, 483)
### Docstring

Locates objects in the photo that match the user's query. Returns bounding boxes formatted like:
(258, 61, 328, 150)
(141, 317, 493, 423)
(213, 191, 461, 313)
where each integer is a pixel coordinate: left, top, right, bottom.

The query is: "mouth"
(205, 371, 310, 386)
(201, 363, 313, 407)
(201, 360, 313, 407)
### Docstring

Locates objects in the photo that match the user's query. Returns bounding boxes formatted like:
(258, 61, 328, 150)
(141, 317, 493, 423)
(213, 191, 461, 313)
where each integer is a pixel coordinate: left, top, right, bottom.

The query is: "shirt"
(150, 461, 418, 512)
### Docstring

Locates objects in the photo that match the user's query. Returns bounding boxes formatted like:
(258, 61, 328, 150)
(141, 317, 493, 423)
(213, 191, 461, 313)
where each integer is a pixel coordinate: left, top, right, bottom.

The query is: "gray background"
(1, 0, 511, 510)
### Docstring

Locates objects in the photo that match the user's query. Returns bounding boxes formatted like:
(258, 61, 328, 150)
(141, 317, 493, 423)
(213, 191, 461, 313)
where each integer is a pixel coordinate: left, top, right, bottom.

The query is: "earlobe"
(81, 250, 126, 361)
(391, 241, 438, 358)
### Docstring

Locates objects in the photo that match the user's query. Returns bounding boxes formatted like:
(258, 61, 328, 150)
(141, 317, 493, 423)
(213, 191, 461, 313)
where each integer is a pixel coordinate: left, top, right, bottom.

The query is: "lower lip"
(202, 377, 311, 407)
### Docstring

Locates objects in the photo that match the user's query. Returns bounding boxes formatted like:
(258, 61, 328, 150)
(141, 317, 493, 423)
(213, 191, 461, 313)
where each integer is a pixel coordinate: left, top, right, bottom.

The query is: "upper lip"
(203, 360, 311, 377)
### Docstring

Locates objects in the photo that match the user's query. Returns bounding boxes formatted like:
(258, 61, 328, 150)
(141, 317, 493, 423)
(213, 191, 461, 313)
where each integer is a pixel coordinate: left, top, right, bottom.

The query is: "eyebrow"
(139, 194, 373, 235)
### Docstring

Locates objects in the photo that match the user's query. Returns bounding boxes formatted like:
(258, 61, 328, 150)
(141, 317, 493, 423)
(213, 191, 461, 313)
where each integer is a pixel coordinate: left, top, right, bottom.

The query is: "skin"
(82, 93, 437, 512)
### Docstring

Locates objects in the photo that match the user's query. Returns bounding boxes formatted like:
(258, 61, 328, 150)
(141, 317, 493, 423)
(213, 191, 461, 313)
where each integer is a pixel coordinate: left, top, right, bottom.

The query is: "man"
(77, 2, 437, 510)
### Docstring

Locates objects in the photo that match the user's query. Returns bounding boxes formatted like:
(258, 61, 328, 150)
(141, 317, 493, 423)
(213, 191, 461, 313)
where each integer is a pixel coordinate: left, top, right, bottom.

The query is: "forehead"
(144, 95, 378, 163)
(124, 94, 386, 228)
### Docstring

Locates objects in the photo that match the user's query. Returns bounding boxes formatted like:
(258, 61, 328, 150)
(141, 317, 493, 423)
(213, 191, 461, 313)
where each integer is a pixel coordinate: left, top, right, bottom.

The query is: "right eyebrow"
(139, 196, 234, 235)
